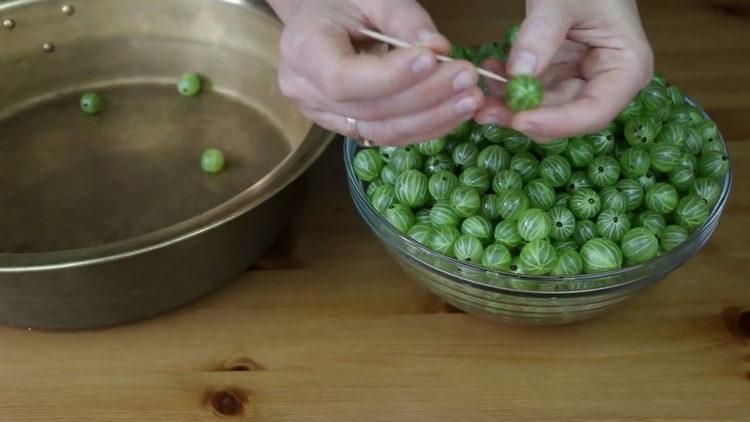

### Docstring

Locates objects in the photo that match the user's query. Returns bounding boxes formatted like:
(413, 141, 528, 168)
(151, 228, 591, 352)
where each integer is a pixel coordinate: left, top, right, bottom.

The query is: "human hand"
(475, 0, 654, 141)
(268, 0, 484, 146)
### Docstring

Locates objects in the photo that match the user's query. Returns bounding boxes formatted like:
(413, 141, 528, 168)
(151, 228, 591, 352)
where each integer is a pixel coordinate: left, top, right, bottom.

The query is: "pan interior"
(0, 0, 312, 254)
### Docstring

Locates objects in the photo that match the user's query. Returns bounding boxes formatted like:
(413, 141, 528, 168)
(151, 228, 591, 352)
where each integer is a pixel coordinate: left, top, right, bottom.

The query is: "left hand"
(474, 0, 654, 142)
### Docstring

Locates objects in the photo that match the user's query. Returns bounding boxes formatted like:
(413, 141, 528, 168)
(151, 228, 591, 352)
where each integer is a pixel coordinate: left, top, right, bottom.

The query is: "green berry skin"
(414, 208, 432, 226)
(503, 131, 533, 153)
(621, 228, 659, 264)
(459, 166, 491, 194)
(617, 98, 643, 125)
(599, 186, 627, 214)
(586, 125, 617, 157)
(477, 145, 511, 174)
(469, 125, 487, 146)
(494, 219, 524, 249)
(428, 171, 459, 201)
(649, 143, 682, 173)
(569, 188, 601, 220)
(565, 137, 595, 168)
(492, 169, 524, 193)
(384, 203, 415, 234)
(666, 86, 686, 107)
(536, 138, 569, 156)
(548, 207, 576, 241)
(423, 153, 456, 175)
(657, 122, 686, 147)
(506, 74, 544, 112)
(481, 244, 513, 271)
(510, 152, 540, 182)
(370, 184, 396, 213)
(481, 124, 505, 143)
(450, 186, 481, 218)
(669, 165, 696, 192)
(416, 137, 447, 156)
(461, 215, 494, 242)
(587, 155, 621, 188)
(554, 192, 571, 209)
(178, 73, 202, 96)
(637, 210, 667, 237)
(200, 148, 225, 174)
(581, 238, 623, 274)
(674, 195, 710, 232)
(639, 82, 671, 120)
(454, 235, 485, 263)
(660, 225, 689, 251)
(596, 209, 631, 242)
(572, 220, 599, 246)
(509, 255, 526, 275)
(539, 154, 572, 188)
(553, 240, 579, 253)
(390, 148, 423, 174)
(696, 120, 720, 147)
(407, 224, 433, 245)
(353, 149, 384, 182)
(452, 142, 480, 168)
(450, 120, 475, 138)
(429, 225, 461, 257)
(619, 147, 651, 178)
(366, 179, 385, 199)
(682, 126, 704, 155)
(678, 153, 699, 172)
(79, 92, 103, 115)
(380, 165, 398, 186)
(378, 146, 398, 163)
(699, 151, 730, 180)
(625, 116, 661, 148)
(551, 249, 583, 276)
(568, 171, 594, 192)
(690, 178, 722, 208)
(480, 194, 502, 221)
(637, 172, 657, 191)
(518, 208, 553, 242)
(430, 200, 460, 227)
(617, 179, 645, 211)
(670, 105, 704, 126)
(524, 179, 556, 211)
(519, 239, 558, 275)
(497, 189, 530, 220)
(504, 24, 520, 50)
(645, 183, 679, 215)
(395, 169, 430, 209)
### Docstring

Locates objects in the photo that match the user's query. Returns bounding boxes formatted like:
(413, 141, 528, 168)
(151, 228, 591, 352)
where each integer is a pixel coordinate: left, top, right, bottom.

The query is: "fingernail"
(452, 71, 475, 91)
(510, 51, 537, 76)
(455, 97, 479, 115)
(411, 54, 434, 75)
(417, 30, 442, 46)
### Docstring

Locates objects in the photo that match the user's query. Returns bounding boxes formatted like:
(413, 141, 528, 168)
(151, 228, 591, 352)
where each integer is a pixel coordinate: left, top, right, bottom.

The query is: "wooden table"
(1, 1, 748, 420)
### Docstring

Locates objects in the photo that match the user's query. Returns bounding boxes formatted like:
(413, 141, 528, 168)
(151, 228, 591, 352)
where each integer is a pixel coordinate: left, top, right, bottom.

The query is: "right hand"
(270, 0, 484, 146)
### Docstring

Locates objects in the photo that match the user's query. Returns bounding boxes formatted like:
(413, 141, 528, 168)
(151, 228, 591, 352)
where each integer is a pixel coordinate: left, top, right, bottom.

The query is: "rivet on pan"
(2, 18, 15, 30)
(62, 5, 75, 16)
(42, 42, 55, 53)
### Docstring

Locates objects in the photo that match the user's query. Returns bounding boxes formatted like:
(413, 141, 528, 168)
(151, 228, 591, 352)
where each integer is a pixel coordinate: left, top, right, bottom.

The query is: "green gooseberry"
(494, 219, 524, 249)
(568, 171, 594, 192)
(453, 234, 485, 263)
(370, 184, 396, 213)
(569, 188, 601, 220)
(353, 148, 384, 182)
(430, 200, 460, 227)
(624, 116, 661, 148)
(459, 166, 491, 194)
(505, 74, 544, 112)
(565, 137, 595, 168)
(596, 209, 631, 242)
(477, 145, 511, 174)
(649, 143, 682, 173)
(580, 238, 623, 274)
(503, 130, 533, 153)
(660, 225, 689, 251)
(510, 151, 540, 182)
(548, 206, 576, 241)
(200, 148, 225, 174)
(636, 210, 666, 237)
(428, 225, 461, 256)
(497, 189, 530, 220)
(619, 147, 651, 178)
(519, 239, 557, 275)
(587, 155, 621, 187)
(517, 208, 552, 242)
(539, 154, 572, 188)
(461, 215, 494, 241)
(524, 178, 556, 210)
(423, 152, 456, 175)
(669, 165, 696, 191)
(384, 203, 415, 233)
(79, 92, 103, 115)
(616, 179, 645, 211)
(586, 126, 617, 156)
(178, 73, 202, 96)
(674, 195, 710, 232)
(428, 170, 459, 201)
(480, 194, 502, 221)
(620, 227, 659, 264)
(407, 224, 433, 245)
(551, 249, 583, 276)
(451, 142, 480, 168)
(492, 169, 524, 193)
(645, 183, 679, 215)
(450, 186, 481, 217)
(599, 186, 627, 214)
(572, 220, 599, 246)
(395, 169, 429, 208)
(690, 178, 722, 208)
(416, 137, 447, 156)
(481, 244, 513, 271)
(699, 151, 730, 180)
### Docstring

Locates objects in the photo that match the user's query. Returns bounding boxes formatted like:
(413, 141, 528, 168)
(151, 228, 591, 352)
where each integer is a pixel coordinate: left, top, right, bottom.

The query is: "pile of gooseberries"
(353, 38, 729, 275)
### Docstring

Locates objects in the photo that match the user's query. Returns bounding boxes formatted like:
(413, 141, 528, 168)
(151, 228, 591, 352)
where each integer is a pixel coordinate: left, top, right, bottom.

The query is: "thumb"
(508, 1, 571, 76)
(365, 0, 451, 54)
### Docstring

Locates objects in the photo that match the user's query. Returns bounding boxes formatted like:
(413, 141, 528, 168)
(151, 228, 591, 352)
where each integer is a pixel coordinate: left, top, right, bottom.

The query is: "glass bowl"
(343, 107, 732, 325)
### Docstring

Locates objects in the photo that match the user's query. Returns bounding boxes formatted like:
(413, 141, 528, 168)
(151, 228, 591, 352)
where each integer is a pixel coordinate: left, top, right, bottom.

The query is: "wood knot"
(204, 388, 248, 417)
(222, 357, 266, 372)
(723, 307, 750, 342)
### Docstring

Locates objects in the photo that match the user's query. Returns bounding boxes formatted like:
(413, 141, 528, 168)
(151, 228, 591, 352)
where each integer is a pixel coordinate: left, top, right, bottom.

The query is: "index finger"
(282, 21, 439, 103)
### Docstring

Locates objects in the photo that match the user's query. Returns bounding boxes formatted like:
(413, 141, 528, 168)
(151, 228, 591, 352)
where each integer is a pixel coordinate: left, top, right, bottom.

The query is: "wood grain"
(1, 1, 749, 421)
